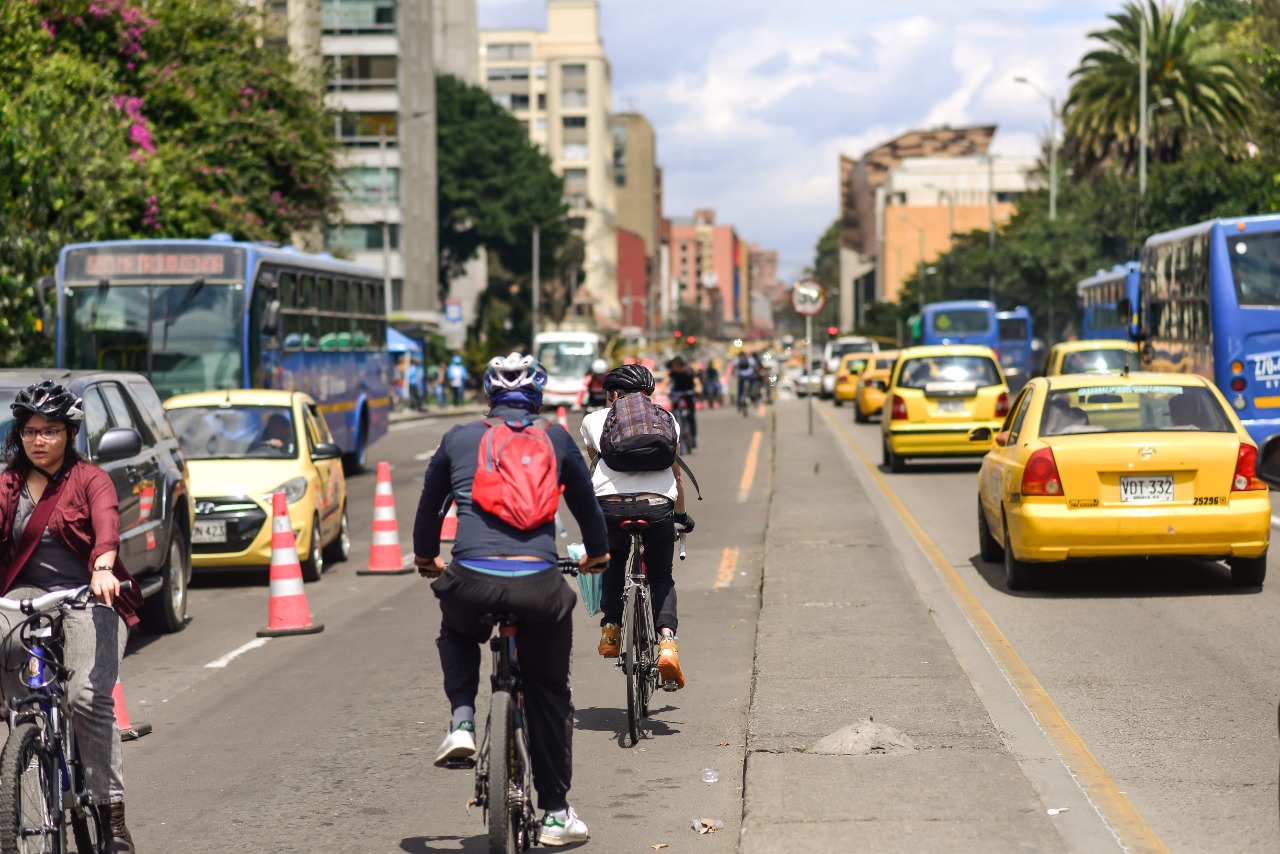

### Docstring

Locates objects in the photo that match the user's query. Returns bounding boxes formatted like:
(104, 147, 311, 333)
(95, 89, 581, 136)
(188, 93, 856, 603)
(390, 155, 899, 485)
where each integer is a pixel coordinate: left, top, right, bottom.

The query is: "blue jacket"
(413, 405, 608, 563)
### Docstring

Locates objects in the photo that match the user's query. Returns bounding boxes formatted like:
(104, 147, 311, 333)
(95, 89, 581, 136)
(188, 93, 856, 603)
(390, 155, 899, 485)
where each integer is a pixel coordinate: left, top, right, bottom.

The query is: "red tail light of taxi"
(995, 392, 1010, 418)
(1233, 443, 1266, 491)
(890, 395, 908, 421)
(1021, 447, 1064, 497)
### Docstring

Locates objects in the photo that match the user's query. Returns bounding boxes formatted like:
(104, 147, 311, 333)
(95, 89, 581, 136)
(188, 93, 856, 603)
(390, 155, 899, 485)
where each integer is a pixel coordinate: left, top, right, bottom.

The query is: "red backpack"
(472, 417, 563, 530)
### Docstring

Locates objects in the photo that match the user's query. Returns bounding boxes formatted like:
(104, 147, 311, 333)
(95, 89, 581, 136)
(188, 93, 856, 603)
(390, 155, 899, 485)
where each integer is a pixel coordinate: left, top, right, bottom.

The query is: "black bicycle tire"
(0, 721, 62, 854)
(487, 689, 517, 854)
(622, 584, 642, 746)
(68, 740, 103, 854)
(640, 592, 657, 717)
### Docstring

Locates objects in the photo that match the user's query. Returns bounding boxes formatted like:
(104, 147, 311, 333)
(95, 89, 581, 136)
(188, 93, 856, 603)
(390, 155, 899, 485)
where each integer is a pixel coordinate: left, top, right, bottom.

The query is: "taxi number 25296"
(1192, 496, 1226, 506)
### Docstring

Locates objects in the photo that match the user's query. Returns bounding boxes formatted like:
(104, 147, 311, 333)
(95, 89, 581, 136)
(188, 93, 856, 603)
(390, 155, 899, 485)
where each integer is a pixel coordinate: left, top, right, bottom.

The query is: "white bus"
(534, 331, 605, 407)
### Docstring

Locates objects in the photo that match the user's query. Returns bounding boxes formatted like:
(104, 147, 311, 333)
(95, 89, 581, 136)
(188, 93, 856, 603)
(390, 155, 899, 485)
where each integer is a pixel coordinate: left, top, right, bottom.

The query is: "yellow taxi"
(833, 352, 874, 406)
(1040, 339, 1138, 376)
(854, 351, 898, 423)
(163, 390, 349, 581)
(976, 373, 1270, 590)
(881, 345, 1008, 472)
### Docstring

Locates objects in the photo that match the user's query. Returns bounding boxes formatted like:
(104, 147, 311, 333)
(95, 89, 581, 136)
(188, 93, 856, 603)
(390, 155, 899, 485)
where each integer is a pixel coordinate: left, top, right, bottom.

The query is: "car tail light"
(890, 395, 908, 421)
(1230, 376, 1247, 392)
(837, 375, 851, 386)
(995, 392, 1009, 417)
(1233, 443, 1266, 491)
(1021, 448, 1064, 497)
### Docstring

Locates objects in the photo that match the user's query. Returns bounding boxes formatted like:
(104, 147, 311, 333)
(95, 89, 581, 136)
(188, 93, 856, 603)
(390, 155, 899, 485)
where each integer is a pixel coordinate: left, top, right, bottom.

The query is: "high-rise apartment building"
(480, 0, 619, 327)
(668, 210, 750, 339)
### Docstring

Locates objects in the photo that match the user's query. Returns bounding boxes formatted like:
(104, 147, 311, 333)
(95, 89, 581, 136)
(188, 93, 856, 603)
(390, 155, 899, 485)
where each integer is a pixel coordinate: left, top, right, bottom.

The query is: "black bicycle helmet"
(602, 364, 655, 395)
(11, 381, 85, 424)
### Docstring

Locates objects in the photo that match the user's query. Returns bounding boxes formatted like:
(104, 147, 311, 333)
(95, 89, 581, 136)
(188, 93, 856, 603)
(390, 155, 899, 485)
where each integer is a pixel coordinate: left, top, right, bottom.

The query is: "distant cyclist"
(577, 358, 610, 412)
(666, 356, 699, 452)
(580, 365, 694, 691)
(414, 353, 609, 846)
(734, 351, 758, 407)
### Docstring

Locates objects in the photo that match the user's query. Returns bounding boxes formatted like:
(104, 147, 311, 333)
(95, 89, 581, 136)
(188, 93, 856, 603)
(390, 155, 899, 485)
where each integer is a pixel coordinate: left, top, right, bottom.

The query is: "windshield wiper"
(160, 278, 206, 352)
(87, 279, 110, 327)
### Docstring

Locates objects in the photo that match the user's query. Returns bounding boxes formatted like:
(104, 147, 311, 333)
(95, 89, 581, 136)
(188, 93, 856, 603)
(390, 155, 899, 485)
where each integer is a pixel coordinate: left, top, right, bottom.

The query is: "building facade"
(616, 228, 648, 334)
(480, 0, 620, 328)
(667, 210, 749, 339)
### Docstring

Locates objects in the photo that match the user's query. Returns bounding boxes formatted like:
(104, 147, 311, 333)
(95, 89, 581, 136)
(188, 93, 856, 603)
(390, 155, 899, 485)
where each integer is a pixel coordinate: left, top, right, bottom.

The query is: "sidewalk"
(740, 404, 1066, 852)
(388, 404, 486, 423)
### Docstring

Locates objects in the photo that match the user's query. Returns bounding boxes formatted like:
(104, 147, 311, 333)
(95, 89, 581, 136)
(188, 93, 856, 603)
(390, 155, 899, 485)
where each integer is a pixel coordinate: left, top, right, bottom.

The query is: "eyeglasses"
(20, 427, 65, 441)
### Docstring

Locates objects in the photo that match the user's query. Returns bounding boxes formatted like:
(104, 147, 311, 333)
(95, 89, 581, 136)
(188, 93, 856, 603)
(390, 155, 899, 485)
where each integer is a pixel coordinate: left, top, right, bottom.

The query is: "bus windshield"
(63, 281, 244, 399)
(931, 309, 990, 335)
(537, 341, 595, 378)
(998, 318, 1029, 341)
(1228, 230, 1280, 306)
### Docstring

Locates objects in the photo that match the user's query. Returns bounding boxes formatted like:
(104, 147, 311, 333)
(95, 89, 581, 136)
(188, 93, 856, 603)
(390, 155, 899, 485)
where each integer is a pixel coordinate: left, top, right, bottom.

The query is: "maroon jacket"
(0, 461, 143, 627)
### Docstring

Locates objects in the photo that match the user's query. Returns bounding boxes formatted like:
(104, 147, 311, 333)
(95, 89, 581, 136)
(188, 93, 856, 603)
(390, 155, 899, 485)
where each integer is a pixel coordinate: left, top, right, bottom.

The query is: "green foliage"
(0, 0, 338, 366)
(1064, 0, 1252, 175)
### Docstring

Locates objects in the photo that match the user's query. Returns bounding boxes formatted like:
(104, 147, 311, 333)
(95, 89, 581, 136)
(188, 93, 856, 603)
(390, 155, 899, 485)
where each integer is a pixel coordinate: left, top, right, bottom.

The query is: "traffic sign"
(791, 279, 826, 316)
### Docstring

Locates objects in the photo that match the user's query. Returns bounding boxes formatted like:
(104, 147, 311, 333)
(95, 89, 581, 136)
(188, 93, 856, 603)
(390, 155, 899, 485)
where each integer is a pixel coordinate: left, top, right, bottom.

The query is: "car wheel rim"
(169, 540, 186, 616)
(313, 523, 323, 574)
(340, 512, 350, 558)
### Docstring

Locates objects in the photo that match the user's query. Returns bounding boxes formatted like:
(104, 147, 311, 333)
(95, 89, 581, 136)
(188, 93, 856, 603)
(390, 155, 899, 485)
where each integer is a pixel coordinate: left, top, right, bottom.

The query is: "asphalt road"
(123, 403, 771, 852)
(825, 399, 1280, 853)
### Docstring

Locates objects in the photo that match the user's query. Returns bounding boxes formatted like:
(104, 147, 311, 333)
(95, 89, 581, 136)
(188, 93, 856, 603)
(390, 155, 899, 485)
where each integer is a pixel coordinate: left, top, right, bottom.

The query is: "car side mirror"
(97, 427, 141, 461)
(1257, 435, 1280, 488)
(969, 427, 992, 443)
(312, 442, 342, 461)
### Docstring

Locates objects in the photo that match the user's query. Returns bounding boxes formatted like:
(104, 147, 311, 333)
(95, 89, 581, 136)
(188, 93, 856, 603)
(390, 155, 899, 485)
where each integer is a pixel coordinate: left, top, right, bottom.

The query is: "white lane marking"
(204, 638, 271, 669)
(415, 451, 434, 461)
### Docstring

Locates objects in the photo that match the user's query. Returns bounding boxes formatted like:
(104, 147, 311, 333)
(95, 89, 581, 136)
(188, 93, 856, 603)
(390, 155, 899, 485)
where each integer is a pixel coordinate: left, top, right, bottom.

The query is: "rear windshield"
(897, 356, 1001, 390)
(930, 309, 990, 335)
(998, 318, 1029, 341)
(1059, 348, 1134, 375)
(1040, 385, 1233, 436)
(841, 358, 868, 373)
(167, 405, 299, 459)
(875, 358, 894, 371)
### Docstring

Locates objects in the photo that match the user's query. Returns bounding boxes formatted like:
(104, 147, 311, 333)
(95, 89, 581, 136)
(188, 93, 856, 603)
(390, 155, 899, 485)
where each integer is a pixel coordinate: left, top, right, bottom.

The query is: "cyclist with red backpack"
(413, 352, 609, 846)
(580, 365, 696, 691)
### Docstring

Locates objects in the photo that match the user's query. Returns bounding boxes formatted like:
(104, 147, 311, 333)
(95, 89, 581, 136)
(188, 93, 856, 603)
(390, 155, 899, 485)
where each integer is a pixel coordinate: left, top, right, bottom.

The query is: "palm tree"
(1064, 0, 1253, 175)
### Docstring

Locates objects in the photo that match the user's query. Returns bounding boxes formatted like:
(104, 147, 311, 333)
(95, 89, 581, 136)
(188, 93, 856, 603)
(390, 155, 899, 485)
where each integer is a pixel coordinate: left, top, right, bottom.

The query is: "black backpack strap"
(676, 456, 703, 501)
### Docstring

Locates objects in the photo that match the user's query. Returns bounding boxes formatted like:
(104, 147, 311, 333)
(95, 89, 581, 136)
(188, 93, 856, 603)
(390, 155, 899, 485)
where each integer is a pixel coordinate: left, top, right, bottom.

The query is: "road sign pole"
(806, 315, 814, 435)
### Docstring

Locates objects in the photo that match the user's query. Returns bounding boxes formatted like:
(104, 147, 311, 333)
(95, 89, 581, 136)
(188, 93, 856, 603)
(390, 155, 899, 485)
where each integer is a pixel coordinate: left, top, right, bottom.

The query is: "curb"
(389, 405, 487, 424)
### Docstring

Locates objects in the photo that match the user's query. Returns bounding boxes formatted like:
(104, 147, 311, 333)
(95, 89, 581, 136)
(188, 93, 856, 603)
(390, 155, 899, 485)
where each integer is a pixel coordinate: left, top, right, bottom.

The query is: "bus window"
(279, 271, 297, 308)
(318, 277, 333, 313)
(299, 274, 315, 308)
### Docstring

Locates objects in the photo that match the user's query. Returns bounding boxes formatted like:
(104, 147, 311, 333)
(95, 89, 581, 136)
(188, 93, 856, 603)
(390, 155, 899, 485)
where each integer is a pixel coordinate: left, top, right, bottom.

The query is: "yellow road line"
(818, 405, 1168, 854)
(715, 547, 738, 589)
(738, 430, 762, 503)
(757, 403, 766, 417)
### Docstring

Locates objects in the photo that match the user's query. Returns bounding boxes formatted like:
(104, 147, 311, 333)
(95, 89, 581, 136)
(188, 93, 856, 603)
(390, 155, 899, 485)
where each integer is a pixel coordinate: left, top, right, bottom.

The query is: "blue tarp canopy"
(387, 327, 422, 353)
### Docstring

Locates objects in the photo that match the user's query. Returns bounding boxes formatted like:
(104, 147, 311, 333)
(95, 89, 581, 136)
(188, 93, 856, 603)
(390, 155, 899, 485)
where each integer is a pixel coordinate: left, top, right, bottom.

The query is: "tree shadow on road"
(967, 553, 1260, 599)
(574, 705, 682, 746)
(400, 835, 488, 853)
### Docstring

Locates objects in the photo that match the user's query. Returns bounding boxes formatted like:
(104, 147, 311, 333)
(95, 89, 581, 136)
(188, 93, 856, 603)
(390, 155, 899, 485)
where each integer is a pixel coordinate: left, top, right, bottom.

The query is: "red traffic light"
(686, 335, 697, 344)
(827, 326, 839, 336)
(674, 329, 683, 338)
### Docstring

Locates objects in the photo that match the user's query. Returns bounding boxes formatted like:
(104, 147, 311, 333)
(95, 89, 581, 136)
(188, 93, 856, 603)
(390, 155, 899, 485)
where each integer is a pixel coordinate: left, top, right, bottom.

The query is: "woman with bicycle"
(666, 357, 700, 453)
(0, 381, 143, 853)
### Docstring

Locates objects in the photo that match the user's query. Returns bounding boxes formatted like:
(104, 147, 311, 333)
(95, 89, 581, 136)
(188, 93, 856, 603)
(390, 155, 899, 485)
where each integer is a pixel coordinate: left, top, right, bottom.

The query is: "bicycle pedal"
(661, 681, 680, 692)
(445, 758, 477, 770)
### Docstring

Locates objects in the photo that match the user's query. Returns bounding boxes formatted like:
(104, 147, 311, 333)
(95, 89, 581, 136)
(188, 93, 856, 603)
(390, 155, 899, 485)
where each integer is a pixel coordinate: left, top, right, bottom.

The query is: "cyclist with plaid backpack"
(413, 352, 609, 846)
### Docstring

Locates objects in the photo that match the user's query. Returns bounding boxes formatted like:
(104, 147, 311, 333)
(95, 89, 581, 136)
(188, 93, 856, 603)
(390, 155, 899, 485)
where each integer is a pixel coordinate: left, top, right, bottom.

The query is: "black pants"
(432, 564, 577, 812)
(598, 498, 678, 633)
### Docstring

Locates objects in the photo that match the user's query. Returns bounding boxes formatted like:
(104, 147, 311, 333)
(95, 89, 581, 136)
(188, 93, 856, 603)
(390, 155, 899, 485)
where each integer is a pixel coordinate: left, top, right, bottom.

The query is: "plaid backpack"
(599, 392, 679, 472)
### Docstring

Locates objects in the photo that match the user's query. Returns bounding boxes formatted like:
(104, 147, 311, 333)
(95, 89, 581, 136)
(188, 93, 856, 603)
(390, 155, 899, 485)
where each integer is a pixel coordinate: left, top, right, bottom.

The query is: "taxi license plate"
(192, 520, 227, 544)
(938, 399, 966, 413)
(1119, 475, 1174, 502)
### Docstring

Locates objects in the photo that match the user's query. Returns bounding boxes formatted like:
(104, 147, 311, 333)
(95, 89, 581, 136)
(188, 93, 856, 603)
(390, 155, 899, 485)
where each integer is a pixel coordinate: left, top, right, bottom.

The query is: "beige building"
(612, 112, 662, 331)
(480, 0, 620, 327)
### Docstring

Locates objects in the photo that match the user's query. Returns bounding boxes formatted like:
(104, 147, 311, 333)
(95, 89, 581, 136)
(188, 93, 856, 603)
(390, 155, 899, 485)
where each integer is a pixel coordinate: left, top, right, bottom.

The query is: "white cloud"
(479, 0, 1120, 279)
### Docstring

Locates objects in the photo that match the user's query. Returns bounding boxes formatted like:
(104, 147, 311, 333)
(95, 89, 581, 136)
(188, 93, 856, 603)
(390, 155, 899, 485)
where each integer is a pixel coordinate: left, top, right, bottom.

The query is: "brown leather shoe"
(102, 801, 136, 854)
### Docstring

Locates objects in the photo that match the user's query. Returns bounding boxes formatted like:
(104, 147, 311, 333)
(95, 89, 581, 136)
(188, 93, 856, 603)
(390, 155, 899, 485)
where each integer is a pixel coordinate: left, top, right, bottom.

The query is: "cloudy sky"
(477, 1, 1123, 280)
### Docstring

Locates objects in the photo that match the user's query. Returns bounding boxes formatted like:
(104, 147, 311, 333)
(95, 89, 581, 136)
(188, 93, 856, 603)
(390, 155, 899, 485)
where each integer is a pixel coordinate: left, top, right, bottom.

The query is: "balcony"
(321, 0, 395, 36)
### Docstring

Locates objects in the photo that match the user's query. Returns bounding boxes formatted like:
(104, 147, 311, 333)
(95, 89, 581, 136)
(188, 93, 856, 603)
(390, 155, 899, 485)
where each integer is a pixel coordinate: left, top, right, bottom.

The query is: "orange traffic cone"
(440, 501, 459, 543)
(113, 678, 151, 741)
(360, 461, 412, 575)
(556, 406, 569, 430)
(257, 492, 325, 637)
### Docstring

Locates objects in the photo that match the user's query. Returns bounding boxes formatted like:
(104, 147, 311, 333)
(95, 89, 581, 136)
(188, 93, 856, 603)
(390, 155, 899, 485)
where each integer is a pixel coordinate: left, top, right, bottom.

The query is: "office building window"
(341, 167, 400, 204)
(562, 63, 587, 78)
(486, 43, 533, 61)
(537, 93, 547, 111)
(561, 88, 587, 108)
(563, 168, 588, 183)
(327, 55, 397, 91)
(563, 116, 587, 129)
(491, 92, 513, 110)
(321, 0, 395, 34)
(561, 142, 588, 163)
(534, 118, 547, 135)
(486, 67, 530, 82)
(535, 65, 547, 79)
(336, 112, 398, 145)
(565, 193, 589, 210)
(612, 124, 627, 187)
(326, 224, 400, 252)
(511, 94, 530, 111)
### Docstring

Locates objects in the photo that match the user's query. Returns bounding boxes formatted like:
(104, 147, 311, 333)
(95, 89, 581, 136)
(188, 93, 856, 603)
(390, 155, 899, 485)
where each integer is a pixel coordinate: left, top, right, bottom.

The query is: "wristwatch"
(92, 565, 113, 573)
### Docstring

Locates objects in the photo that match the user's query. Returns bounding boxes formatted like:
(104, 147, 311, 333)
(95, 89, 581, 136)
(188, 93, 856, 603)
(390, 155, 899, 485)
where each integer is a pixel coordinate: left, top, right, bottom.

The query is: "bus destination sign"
(65, 246, 242, 281)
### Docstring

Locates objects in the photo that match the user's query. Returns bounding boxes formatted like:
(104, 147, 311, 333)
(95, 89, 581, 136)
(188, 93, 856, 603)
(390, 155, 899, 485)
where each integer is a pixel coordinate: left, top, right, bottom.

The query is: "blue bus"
(912, 300, 1000, 351)
(1137, 215, 1280, 448)
(995, 306, 1035, 384)
(53, 235, 391, 472)
(1076, 262, 1140, 340)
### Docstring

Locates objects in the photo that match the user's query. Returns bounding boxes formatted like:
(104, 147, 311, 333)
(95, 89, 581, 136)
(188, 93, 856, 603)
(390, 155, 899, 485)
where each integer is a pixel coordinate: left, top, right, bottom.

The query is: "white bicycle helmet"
(591, 358, 608, 375)
(483, 352, 548, 398)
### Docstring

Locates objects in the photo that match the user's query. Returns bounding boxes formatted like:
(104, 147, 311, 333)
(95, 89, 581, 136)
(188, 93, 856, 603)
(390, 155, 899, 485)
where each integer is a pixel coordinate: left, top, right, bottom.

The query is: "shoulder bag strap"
(676, 457, 703, 501)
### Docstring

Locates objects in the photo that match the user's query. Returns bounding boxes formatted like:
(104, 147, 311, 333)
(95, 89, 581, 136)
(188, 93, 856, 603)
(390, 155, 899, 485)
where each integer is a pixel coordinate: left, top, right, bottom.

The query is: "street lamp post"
(986, 154, 996, 303)
(1140, 97, 1174, 198)
(1139, 16, 1149, 198)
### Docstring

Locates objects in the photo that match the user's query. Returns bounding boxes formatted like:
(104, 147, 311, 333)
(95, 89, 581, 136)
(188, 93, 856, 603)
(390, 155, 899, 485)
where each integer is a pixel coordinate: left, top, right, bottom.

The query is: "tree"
(1064, 0, 1252, 175)
(436, 73, 567, 296)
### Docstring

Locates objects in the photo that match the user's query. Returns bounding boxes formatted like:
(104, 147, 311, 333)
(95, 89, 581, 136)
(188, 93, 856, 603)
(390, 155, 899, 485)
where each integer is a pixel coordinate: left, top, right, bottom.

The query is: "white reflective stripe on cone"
(272, 515, 292, 533)
(372, 530, 400, 546)
(376, 480, 394, 495)
(269, 576, 306, 598)
(373, 505, 397, 522)
(271, 548, 301, 566)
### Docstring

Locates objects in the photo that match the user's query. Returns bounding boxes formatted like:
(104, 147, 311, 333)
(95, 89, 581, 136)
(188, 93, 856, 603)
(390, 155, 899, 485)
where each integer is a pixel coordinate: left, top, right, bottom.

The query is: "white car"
(822, 336, 879, 398)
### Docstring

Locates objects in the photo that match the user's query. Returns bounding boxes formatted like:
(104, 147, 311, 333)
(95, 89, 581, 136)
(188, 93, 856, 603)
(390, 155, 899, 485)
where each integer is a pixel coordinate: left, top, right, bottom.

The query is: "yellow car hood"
(185, 457, 310, 502)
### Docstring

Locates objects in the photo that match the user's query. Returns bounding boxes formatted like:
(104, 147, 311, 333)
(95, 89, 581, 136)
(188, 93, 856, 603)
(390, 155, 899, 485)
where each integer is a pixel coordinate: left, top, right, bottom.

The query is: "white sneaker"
(538, 806, 589, 846)
(433, 721, 476, 768)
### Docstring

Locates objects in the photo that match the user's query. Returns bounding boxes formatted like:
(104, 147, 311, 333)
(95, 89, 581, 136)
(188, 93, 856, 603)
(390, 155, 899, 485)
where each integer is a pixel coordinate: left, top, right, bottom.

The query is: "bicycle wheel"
(639, 591, 658, 713)
(0, 722, 61, 854)
(621, 585, 643, 746)
(67, 741, 102, 854)
(486, 690, 521, 854)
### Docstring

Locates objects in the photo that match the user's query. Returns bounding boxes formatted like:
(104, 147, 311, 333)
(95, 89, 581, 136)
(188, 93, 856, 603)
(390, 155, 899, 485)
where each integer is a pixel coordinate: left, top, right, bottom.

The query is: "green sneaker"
(433, 720, 475, 767)
(539, 806, 588, 846)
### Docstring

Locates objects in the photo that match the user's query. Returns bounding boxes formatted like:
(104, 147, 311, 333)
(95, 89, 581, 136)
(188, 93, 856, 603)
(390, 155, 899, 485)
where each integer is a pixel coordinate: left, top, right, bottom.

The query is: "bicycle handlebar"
(0, 579, 133, 614)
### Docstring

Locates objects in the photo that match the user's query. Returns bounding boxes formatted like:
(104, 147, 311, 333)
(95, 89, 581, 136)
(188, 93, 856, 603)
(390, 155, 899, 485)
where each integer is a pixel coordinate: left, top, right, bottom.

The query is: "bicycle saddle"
(480, 612, 520, 627)
(618, 520, 651, 534)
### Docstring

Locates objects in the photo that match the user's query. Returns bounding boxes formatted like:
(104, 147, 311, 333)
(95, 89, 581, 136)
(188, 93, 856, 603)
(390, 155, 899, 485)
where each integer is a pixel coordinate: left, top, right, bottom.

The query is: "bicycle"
(452, 560, 579, 854)
(668, 391, 697, 455)
(736, 377, 754, 417)
(616, 521, 687, 747)
(0, 582, 131, 854)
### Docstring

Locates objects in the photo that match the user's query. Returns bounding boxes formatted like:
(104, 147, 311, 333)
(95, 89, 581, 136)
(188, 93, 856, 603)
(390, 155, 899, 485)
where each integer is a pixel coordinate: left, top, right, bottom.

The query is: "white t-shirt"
(580, 407, 679, 500)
